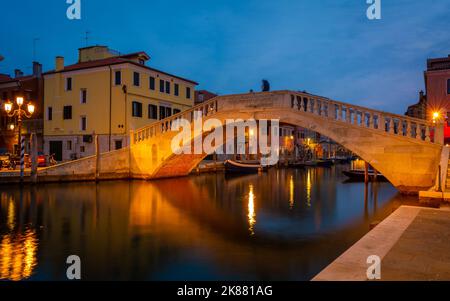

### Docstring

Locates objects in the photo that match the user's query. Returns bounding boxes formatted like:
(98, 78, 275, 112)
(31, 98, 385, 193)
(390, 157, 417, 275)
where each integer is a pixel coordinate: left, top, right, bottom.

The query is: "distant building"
(425, 55, 450, 115)
(43, 45, 198, 161)
(424, 54, 450, 143)
(0, 62, 44, 154)
(195, 90, 217, 105)
(405, 90, 427, 119)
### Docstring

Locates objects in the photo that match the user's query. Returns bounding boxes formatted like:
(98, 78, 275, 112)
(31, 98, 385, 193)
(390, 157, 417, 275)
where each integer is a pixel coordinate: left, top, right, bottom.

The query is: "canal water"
(0, 164, 420, 281)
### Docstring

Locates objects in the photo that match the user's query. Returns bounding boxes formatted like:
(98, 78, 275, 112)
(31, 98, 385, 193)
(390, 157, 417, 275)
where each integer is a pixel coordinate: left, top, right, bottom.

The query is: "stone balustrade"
(131, 90, 442, 145)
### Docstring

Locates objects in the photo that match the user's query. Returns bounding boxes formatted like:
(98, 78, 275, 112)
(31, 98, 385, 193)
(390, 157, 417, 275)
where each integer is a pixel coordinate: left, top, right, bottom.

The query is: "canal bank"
(313, 205, 450, 281)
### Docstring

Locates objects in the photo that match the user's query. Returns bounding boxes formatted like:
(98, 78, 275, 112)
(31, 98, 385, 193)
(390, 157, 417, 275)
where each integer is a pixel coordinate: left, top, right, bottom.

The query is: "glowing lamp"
(27, 102, 35, 114)
(432, 112, 440, 119)
(16, 96, 24, 106)
(4, 101, 12, 113)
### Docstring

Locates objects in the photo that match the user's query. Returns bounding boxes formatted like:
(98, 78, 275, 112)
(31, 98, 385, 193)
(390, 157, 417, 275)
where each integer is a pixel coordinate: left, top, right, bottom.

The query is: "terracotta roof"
(43, 54, 198, 85)
(0, 74, 12, 82)
(0, 74, 37, 84)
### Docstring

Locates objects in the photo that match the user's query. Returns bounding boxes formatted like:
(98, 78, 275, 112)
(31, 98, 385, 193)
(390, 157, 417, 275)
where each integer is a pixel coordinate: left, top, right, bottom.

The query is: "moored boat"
(224, 160, 268, 174)
(342, 169, 387, 181)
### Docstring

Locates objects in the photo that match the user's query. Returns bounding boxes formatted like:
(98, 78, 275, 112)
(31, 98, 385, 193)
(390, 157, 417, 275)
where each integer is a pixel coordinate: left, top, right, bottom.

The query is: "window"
(2, 92, 7, 100)
(148, 104, 158, 119)
(159, 106, 166, 120)
(174, 83, 179, 96)
(80, 145, 85, 153)
(165, 81, 170, 94)
(159, 79, 165, 93)
(186, 87, 191, 99)
(115, 71, 121, 85)
(66, 77, 72, 91)
(133, 72, 140, 86)
(63, 106, 72, 120)
(166, 107, 172, 117)
(132, 101, 142, 117)
(47, 107, 53, 121)
(115, 140, 123, 150)
(80, 116, 87, 131)
(149, 76, 155, 90)
(67, 140, 72, 151)
(80, 89, 87, 104)
(447, 78, 450, 94)
(173, 108, 181, 115)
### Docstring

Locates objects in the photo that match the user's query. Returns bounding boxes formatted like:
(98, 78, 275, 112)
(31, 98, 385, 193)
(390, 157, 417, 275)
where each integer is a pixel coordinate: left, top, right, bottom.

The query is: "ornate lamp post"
(4, 96, 35, 180)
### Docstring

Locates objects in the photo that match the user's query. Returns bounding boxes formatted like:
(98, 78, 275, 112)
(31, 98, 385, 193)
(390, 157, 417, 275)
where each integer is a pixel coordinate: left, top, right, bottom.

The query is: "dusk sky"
(1, 0, 449, 114)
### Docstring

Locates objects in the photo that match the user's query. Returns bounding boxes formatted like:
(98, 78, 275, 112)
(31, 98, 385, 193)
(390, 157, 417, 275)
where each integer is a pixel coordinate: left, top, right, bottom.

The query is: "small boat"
(288, 161, 306, 169)
(224, 160, 267, 174)
(304, 161, 318, 167)
(316, 159, 334, 167)
(342, 170, 387, 181)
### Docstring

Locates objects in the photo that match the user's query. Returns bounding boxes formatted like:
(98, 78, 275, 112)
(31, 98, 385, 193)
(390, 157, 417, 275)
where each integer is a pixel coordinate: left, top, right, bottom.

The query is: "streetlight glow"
(27, 103, 35, 114)
(4, 101, 12, 113)
(16, 97, 24, 106)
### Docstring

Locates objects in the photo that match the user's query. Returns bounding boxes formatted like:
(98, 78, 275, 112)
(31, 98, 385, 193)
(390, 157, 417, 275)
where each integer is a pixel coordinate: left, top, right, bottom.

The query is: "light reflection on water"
(0, 165, 421, 280)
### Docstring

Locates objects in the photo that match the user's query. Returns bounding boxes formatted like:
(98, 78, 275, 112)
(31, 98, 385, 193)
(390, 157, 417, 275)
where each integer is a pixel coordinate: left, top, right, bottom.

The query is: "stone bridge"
(40, 90, 444, 193)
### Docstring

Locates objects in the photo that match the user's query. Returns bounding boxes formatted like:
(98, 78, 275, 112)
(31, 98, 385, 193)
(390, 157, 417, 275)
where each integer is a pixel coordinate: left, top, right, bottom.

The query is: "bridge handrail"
(131, 96, 219, 144)
(130, 90, 442, 145)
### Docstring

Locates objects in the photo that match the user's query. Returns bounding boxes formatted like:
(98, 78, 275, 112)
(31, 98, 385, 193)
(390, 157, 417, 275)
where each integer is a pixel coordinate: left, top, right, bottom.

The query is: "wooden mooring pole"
(364, 161, 369, 184)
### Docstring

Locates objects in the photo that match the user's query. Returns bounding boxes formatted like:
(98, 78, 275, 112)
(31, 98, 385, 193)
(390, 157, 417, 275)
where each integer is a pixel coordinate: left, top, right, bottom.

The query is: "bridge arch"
(130, 91, 443, 193)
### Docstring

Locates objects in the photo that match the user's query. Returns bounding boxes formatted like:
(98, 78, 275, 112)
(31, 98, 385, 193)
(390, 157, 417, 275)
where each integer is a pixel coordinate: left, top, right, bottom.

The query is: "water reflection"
(247, 184, 256, 235)
(0, 190, 39, 281)
(0, 165, 422, 280)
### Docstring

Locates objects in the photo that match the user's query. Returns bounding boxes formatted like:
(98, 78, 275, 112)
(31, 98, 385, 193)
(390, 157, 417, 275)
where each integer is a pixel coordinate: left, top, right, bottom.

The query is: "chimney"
(32, 61, 42, 77)
(14, 69, 23, 78)
(55, 56, 64, 72)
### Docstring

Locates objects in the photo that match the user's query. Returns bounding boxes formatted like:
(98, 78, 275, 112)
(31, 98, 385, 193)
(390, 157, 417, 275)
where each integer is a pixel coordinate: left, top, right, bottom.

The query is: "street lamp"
(3, 96, 35, 180)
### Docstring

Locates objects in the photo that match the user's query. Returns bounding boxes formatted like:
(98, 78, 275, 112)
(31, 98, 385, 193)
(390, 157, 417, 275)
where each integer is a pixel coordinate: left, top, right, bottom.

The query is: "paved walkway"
(313, 205, 450, 281)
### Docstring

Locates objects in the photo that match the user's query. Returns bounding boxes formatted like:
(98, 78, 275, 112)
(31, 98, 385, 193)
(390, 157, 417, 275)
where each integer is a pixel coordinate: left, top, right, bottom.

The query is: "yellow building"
(43, 46, 197, 161)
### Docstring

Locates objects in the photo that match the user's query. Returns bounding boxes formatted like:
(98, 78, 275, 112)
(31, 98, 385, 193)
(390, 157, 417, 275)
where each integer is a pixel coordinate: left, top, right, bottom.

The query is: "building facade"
(0, 62, 44, 154)
(43, 46, 197, 161)
(405, 90, 427, 119)
(424, 55, 450, 143)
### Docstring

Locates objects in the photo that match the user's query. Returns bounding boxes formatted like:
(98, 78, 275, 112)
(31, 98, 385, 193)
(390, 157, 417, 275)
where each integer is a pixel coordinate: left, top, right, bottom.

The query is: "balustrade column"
(406, 121, 411, 138)
(352, 110, 358, 125)
(328, 102, 334, 119)
(416, 125, 423, 140)
(337, 105, 342, 121)
(425, 126, 431, 142)
(313, 100, 319, 115)
(386, 118, 393, 134)
(378, 115, 385, 132)
(347, 108, 352, 123)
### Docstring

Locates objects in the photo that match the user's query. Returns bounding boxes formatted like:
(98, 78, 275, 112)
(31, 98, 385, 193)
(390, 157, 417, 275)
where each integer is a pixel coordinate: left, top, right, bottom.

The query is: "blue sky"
(0, 0, 449, 114)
